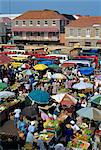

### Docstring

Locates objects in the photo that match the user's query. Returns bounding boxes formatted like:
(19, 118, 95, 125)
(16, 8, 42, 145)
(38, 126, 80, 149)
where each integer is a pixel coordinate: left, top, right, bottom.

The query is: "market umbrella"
(21, 105, 38, 120)
(95, 75, 101, 81)
(79, 67, 94, 75)
(20, 63, 30, 69)
(22, 69, 34, 76)
(33, 64, 48, 71)
(0, 82, 8, 91)
(76, 107, 101, 121)
(0, 91, 15, 99)
(72, 78, 93, 90)
(11, 62, 23, 68)
(39, 60, 53, 66)
(0, 54, 12, 65)
(51, 93, 77, 106)
(90, 94, 101, 105)
(51, 73, 66, 80)
(49, 64, 59, 69)
(28, 90, 50, 104)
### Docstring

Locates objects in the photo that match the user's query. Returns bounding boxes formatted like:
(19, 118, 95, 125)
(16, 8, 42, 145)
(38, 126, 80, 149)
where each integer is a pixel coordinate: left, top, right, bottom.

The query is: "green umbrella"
(76, 107, 101, 121)
(28, 90, 50, 104)
(90, 94, 101, 105)
(49, 64, 59, 69)
(0, 82, 8, 91)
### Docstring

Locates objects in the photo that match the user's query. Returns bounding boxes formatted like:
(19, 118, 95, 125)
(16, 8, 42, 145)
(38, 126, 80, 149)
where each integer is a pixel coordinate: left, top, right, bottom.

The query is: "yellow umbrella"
(11, 62, 23, 68)
(11, 57, 27, 61)
(33, 64, 48, 71)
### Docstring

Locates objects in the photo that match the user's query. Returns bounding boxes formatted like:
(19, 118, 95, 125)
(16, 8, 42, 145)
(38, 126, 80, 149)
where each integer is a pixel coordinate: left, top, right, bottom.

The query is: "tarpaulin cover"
(79, 67, 94, 75)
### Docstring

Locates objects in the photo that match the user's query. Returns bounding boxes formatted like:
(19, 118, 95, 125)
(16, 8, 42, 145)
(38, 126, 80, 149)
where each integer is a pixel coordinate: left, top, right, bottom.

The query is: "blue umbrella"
(28, 90, 50, 104)
(39, 60, 54, 66)
(79, 67, 94, 75)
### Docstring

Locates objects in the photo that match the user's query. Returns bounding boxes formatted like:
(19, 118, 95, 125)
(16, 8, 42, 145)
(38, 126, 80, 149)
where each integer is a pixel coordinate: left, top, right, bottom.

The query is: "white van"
(47, 54, 68, 64)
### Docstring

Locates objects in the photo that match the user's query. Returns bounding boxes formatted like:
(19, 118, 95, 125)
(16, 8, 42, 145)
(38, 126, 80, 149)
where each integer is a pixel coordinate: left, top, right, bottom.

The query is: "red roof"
(13, 10, 67, 20)
(12, 27, 59, 32)
(67, 16, 101, 27)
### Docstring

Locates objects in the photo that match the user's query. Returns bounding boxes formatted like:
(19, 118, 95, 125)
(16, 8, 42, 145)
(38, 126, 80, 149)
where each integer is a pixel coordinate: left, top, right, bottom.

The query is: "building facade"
(65, 16, 101, 47)
(0, 17, 11, 44)
(11, 10, 69, 45)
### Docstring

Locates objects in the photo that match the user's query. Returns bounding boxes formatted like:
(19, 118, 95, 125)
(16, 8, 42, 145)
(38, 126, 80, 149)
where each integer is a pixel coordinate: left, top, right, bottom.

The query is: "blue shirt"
(26, 132, 34, 143)
(17, 120, 27, 134)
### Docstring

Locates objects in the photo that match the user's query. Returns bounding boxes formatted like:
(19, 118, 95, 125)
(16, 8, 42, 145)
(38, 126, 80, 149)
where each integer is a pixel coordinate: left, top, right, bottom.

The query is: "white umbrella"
(51, 73, 66, 80)
(0, 91, 15, 99)
(72, 79, 93, 90)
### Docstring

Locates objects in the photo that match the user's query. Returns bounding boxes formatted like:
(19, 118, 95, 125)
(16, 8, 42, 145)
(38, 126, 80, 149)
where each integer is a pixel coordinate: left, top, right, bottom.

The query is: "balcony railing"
(12, 36, 59, 41)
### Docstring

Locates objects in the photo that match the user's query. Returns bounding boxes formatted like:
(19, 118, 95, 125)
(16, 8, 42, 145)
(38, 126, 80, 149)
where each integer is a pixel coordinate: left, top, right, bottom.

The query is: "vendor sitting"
(17, 115, 27, 136)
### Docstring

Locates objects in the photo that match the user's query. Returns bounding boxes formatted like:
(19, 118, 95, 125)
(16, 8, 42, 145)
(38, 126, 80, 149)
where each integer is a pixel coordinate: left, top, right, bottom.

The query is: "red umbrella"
(21, 63, 30, 69)
(0, 54, 12, 65)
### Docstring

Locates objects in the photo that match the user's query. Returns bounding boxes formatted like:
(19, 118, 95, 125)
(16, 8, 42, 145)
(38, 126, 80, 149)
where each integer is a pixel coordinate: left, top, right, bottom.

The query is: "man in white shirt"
(14, 108, 21, 127)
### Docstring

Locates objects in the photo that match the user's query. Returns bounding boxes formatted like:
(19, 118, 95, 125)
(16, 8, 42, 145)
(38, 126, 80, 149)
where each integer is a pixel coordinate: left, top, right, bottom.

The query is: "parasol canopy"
(49, 64, 59, 69)
(0, 54, 12, 65)
(28, 90, 50, 104)
(11, 62, 23, 68)
(51, 73, 66, 80)
(90, 94, 101, 105)
(0, 82, 8, 91)
(20, 63, 30, 69)
(33, 64, 48, 71)
(39, 60, 53, 66)
(51, 93, 77, 106)
(22, 69, 34, 76)
(10, 83, 21, 91)
(72, 78, 93, 90)
(79, 67, 94, 75)
(76, 107, 101, 121)
(0, 91, 15, 99)
(95, 75, 101, 81)
(21, 105, 38, 120)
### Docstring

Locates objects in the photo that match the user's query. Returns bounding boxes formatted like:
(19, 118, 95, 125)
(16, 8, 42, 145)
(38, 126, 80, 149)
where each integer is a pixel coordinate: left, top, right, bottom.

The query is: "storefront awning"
(97, 40, 101, 44)
(12, 27, 59, 32)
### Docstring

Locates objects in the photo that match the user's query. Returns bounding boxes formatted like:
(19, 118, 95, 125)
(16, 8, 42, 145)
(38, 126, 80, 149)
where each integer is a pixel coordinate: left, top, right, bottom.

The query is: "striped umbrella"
(0, 54, 12, 65)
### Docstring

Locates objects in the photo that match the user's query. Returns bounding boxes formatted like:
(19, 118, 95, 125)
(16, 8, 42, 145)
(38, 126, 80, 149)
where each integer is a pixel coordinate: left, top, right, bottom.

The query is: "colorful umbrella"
(49, 64, 59, 69)
(0, 82, 8, 91)
(90, 94, 101, 105)
(0, 54, 12, 65)
(51, 93, 77, 106)
(20, 63, 30, 69)
(28, 90, 50, 104)
(11, 62, 23, 68)
(79, 67, 94, 75)
(76, 107, 101, 121)
(33, 64, 48, 71)
(22, 69, 34, 76)
(0, 91, 15, 98)
(51, 73, 66, 80)
(72, 79, 93, 90)
(39, 60, 53, 66)
(95, 75, 101, 81)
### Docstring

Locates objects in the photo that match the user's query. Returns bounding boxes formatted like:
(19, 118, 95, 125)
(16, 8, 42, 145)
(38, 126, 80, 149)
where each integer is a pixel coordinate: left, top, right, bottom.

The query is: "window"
(15, 21, 18, 26)
(44, 21, 48, 26)
(22, 21, 26, 26)
(77, 29, 81, 37)
(37, 21, 40, 26)
(85, 42, 91, 46)
(86, 29, 90, 37)
(52, 21, 56, 26)
(29, 21, 33, 26)
(70, 29, 73, 36)
(95, 29, 99, 37)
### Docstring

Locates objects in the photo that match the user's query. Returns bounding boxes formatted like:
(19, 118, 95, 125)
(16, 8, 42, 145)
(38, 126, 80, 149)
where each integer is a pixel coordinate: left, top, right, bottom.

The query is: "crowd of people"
(0, 55, 101, 150)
